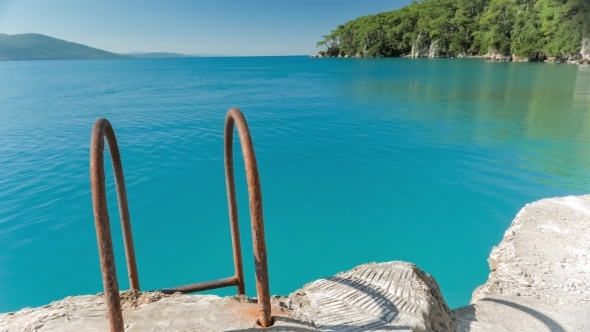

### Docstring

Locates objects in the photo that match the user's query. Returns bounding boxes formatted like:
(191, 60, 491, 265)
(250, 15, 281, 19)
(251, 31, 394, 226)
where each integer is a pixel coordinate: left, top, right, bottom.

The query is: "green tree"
(315, 0, 587, 59)
(511, 7, 545, 57)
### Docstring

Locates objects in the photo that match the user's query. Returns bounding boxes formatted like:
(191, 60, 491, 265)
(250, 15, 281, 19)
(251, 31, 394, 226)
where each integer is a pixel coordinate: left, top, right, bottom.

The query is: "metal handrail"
(90, 118, 139, 332)
(89, 109, 272, 331)
(224, 108, 272, 327)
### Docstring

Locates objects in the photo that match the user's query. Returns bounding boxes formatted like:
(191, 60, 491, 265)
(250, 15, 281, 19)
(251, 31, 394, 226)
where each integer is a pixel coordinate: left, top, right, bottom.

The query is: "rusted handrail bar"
(224, 108, 272, 327)
(90, 118, 139, 332)
(90, 109, 272, 331)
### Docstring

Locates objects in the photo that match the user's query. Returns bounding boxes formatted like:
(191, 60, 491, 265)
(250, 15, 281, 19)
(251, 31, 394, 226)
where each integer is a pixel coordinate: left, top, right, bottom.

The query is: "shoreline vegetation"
(313, 0, 590, 64)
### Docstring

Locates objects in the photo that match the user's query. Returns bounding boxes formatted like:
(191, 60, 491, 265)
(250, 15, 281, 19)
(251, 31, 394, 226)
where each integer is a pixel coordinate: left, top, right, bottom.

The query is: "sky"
(0, 0, 412, 56)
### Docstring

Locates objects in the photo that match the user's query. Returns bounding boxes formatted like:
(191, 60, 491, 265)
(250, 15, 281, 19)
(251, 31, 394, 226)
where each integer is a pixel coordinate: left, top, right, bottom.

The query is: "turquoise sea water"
(1, 57, 589, 312)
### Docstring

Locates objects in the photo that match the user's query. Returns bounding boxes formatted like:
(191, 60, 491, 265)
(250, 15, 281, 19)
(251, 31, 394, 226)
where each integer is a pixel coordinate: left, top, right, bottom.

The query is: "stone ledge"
(0, 262, 453, 332)
(455, 195, 590, 332)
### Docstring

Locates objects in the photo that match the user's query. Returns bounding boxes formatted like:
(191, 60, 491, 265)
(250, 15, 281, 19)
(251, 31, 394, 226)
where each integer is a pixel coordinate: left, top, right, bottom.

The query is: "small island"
(312, 0, 590, 64)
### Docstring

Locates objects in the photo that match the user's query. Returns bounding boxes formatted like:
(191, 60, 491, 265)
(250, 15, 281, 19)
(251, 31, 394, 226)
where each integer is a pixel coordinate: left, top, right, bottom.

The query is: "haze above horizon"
(0, 0, 411, 56)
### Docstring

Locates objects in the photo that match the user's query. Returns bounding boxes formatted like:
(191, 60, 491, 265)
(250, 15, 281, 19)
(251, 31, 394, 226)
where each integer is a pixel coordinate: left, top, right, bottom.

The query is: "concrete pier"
(1, 195, 589, 331)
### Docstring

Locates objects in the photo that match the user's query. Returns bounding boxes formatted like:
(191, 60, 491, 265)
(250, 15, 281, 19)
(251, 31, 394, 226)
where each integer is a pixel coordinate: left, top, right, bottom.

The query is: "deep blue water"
(1, 57, 589, 312)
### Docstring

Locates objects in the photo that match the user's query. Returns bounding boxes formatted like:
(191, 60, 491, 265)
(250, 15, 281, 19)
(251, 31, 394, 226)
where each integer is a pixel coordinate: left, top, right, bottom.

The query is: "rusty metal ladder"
(90, 108, 272, 331)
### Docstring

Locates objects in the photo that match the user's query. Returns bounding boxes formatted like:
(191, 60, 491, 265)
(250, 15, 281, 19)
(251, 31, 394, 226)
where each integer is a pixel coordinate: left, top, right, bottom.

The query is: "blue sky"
(0, 0, 411, 55)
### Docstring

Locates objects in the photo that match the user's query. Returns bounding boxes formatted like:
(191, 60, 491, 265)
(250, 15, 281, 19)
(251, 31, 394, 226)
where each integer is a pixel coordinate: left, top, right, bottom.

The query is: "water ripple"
(0, 57, 588, 312)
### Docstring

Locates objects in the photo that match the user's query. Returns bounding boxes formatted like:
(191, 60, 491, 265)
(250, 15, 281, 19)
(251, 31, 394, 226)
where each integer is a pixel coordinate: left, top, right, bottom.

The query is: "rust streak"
(90, 118, 139, 332)
(224, 108, 273, 327)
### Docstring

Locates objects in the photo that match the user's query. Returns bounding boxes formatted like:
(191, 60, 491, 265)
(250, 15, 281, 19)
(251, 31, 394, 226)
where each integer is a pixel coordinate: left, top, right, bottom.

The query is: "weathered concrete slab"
(0, 262, 452, 331)
(0, 291, 310, 332)
(289, 261, 454, 332)
(454, 295, 590, 332)
(454, 195, 590, 332)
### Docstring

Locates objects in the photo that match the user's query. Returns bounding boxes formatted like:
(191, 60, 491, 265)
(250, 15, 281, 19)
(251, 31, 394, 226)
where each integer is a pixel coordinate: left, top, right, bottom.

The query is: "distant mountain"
(0, 33, 232, 61)
(126, 52, 231, 58)
(0, 33, 122, 60)
(125, 52, 196, 59)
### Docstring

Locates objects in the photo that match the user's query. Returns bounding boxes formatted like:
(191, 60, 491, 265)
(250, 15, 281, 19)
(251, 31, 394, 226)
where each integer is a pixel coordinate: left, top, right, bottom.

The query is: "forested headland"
(315, 0, 590, 63)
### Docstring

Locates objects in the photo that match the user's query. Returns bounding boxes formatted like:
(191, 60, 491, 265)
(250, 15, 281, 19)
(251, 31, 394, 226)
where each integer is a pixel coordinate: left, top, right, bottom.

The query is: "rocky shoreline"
(310, 38, 590, 65)
(455, 195, 590, 331)
(2, 195, 589, 331)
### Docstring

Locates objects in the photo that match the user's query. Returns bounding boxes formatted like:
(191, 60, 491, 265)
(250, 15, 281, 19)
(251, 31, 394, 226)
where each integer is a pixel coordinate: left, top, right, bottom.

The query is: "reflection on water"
(344, 60, 590, 190)
(574, 65, 590, 106)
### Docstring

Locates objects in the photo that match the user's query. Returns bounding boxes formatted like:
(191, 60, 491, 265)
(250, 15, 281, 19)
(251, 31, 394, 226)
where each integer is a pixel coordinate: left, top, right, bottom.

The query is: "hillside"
(0, 33, 122, 60)
(316, 0, 590, 62)
(125, 52, 195, 58)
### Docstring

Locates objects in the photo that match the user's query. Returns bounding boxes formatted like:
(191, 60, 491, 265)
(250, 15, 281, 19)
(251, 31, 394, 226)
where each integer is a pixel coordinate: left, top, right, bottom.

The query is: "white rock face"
(581, 37, 590, 60)
(411, 33, 430, 58)
(428, 40, 440, 58)
(486, 50, 512, 61)
(455, 195, 590, 332)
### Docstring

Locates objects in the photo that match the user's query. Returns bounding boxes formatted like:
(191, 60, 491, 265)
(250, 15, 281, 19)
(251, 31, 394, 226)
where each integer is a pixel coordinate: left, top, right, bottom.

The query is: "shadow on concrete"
(481, 298, 565, 332)
(228, 275, 412, 331)
(454, 298, 565, 332)
(453, 304, 476, 332)
(226, 316, 317, 332)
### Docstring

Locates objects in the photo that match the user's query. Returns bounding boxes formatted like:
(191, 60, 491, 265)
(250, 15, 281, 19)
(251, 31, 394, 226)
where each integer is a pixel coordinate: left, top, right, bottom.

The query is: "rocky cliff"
(313, 37, 590, 64)
(582, 38, 590, 61)
(410, 34, 430, 58)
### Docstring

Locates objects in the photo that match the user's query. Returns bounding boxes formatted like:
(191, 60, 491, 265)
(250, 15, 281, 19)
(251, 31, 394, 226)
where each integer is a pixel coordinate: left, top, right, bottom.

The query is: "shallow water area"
(0, 57, 589, 312)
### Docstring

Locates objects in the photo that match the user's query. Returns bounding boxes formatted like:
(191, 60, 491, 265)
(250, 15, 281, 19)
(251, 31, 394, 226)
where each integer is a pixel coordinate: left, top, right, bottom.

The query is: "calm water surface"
(1, 57, 589, 311)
